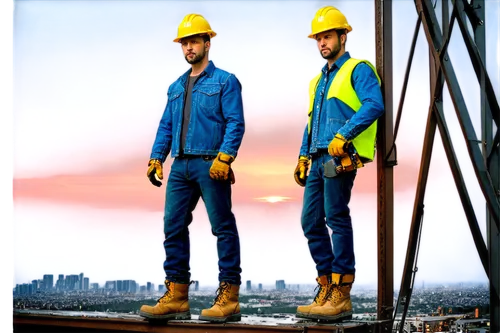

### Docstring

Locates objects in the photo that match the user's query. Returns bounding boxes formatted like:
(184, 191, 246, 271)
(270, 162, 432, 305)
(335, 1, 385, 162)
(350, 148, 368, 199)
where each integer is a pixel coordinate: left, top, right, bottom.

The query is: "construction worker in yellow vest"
(294, 6, 385, 321)
(139, 13, 244, 323)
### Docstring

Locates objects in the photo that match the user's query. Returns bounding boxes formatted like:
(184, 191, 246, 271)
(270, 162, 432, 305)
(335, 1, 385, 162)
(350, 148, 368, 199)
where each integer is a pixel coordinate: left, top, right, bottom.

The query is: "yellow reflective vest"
(308, 58, 381, 162)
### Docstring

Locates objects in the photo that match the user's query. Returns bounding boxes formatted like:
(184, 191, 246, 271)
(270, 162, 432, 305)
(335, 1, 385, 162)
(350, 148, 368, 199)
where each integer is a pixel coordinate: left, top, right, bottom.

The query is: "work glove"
(209, 152, 235, 184)
(147, 159, 163, 187)
(294, 156, 309, 187)
(328, 133, 349, 157)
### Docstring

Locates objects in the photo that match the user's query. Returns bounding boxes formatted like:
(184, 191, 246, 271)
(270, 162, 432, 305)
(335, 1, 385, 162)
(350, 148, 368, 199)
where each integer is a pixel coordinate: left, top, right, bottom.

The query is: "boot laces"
(158, 281, 174, 303)
(213, 282, 231, 306)
(313, 282, 329, 303)
(158, 280, 194, 303)
(325, 284, 348, 304)
(328, 286, 343, 303)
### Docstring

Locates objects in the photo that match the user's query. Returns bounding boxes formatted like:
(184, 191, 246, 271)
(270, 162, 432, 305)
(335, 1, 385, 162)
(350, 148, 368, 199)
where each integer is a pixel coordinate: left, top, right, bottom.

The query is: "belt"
(177, 154, 215, 161)
(310, 149, 329, 158)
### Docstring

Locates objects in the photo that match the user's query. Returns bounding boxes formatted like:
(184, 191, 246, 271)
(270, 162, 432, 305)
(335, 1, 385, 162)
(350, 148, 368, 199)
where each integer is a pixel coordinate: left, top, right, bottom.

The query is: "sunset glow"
(255, 196, 292, 203)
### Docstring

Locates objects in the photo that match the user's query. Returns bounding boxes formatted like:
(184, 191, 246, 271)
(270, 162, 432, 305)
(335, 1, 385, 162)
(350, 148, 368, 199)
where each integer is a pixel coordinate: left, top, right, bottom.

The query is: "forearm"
(150, 104, 173, 162)
(337, 98, 384, 140)
(220, 74, 245, 157)
(299, 125, 310, 157)
(337, 63, 385, 141)
(220, 120, 245, 157)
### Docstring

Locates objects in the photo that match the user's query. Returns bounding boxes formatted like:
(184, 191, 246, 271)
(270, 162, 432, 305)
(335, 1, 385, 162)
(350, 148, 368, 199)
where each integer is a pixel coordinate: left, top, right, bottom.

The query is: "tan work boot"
(296, 275, 333, 318)
(139, 280, 191, 320)
(198, 282, 241, 323)
(308, 273, 354, 321)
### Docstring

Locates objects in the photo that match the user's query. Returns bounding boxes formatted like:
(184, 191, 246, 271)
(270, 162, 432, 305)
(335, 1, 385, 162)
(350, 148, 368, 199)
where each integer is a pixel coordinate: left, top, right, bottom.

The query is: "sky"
(5, 0, 500, 302)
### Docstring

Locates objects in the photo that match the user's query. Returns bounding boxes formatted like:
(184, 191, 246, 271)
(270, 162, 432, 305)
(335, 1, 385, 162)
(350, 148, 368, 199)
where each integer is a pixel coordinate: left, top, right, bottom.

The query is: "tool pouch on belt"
(324, 145, 364, 178)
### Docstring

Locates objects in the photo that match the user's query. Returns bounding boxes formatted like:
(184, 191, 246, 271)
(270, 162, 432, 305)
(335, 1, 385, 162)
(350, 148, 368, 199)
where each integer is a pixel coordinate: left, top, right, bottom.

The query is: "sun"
(255, 196, 292, 203)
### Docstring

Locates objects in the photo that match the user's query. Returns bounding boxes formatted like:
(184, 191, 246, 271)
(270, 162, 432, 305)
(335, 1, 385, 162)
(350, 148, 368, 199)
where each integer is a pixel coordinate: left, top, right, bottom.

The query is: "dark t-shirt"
(180, 74, 199, 153)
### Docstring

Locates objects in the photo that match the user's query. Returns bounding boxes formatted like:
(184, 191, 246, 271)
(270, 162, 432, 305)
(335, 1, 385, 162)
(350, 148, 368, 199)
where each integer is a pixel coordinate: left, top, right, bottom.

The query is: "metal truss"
(375, 0, 499, 332)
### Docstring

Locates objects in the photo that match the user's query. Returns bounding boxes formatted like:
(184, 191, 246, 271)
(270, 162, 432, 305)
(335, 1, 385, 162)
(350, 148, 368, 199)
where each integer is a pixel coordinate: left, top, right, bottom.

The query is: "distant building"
(56, 275, 64, 290)
(90, 283, 99, 290)
(79, 273, 84, 290)
(456, 318, 490, 333)
(246, 280, 252, 291)
(43, 274, 53, 290)
(83, 277, 89, 291)
(258, 283, 263, 291)
(276, 280, 285, 291)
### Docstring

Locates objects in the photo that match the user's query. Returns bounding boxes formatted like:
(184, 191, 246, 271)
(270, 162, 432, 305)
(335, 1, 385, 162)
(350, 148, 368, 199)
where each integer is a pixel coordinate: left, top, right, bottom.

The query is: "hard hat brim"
(308, 25, 352, 39)
(173, 31, 217, 43)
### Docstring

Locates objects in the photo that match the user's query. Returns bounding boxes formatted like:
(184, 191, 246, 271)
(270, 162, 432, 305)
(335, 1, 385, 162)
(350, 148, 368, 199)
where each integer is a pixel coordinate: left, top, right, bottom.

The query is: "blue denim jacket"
(150, 61, 245, 161)
(299, 52, 384, 157)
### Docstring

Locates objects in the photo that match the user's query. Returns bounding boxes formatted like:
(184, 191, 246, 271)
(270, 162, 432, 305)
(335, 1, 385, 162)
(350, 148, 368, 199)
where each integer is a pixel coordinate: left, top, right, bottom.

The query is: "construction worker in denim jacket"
(139, 13, 245, 324)
(294, 6, 385, 321)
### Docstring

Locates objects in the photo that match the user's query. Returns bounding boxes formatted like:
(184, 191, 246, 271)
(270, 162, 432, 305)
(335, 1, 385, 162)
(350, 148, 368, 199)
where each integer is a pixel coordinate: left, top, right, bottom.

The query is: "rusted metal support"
(12, 313, 377, 333)
(393, 0, 499, 331)
(375, 0, 394, 332)
(435, 0, 490, 276)
(394, 65, 441, 333)
(388, 14, 421, 161)
(393, 2, 457, 326)
(470, 0, 500, 330)
(417, 0, 500, 228)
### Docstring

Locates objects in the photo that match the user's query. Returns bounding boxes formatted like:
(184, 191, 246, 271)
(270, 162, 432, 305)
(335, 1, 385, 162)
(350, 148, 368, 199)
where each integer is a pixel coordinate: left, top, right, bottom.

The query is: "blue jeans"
(301, 152, 357, 276)
(162, 156, 241, 285)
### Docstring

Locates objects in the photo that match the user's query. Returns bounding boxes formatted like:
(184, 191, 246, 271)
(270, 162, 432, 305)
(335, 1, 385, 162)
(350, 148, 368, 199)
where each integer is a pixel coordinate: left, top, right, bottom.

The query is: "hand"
(294, 156, 309, 187)
(328, 133, 348, 157)
(209, 152, 235, 183)
(147, 159, 163, 187)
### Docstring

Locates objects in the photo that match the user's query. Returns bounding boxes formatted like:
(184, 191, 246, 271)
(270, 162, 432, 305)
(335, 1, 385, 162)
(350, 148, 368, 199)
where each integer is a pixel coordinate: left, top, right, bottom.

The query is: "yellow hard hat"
(173, 13, 217, 43)
(308, 6, 352, 39)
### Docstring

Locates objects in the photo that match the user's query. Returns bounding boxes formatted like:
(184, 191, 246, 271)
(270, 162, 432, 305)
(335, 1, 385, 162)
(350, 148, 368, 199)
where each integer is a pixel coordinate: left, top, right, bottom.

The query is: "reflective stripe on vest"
(307, 58, 381, 162)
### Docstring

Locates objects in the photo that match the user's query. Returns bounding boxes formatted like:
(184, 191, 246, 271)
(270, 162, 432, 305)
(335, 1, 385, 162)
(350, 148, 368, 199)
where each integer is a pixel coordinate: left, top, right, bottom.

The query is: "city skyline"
(11, 0, 499, 291)
(13, 270, 490, 293)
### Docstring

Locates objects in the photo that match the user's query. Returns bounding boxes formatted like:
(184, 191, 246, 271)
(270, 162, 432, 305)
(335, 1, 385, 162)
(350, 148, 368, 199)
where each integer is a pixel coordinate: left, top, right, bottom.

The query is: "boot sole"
(306, 311, 353, 322)
(295, 311, 313, 319)
(139, 310, 191, 321)
(198, 313, 241, 323)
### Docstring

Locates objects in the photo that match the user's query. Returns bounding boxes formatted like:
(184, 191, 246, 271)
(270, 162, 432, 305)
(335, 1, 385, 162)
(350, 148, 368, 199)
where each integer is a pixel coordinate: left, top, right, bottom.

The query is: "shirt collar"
(322, 51, 351, 74)
(180, 60, 216, 85)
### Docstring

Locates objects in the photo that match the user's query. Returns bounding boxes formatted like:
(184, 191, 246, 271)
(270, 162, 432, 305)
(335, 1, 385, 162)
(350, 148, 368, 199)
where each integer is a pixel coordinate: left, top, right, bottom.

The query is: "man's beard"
(321, 44, 341, 60)
(185, 50, 205, 64)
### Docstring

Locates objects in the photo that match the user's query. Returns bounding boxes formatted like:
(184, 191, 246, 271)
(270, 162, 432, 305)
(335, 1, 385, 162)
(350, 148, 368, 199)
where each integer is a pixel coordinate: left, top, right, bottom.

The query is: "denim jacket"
(150, 61, 245, 161)
(299, 52, 384, 157)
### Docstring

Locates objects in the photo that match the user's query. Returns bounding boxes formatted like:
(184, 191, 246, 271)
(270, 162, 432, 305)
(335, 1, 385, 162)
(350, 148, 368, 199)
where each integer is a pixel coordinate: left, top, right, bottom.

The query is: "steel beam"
(375, 0, 394, 331)
(433, 83, 490, 277)
(433, 0, 490, 277)
(453, 0, 500, 127)
(392, 0, 499, 331)
(394, 49, 444, 333)
(416, 0, 500, 228)
(471, 0, 500, 330)
(389, 15, 421, 160)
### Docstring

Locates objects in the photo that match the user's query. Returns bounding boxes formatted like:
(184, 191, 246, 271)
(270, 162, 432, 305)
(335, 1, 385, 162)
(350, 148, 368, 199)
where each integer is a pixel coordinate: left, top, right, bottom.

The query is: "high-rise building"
(56, 275, 64, 290)
(90, 283, 99, 290)
(117, 280, 123, 292)
(43, 274, 54, 290)
(83, 276, 90, 290)
(276, 280, 285, 291)
(79, 273, 84, 290)
(246, 280, 252, 291)
(258, 283, 263, 291)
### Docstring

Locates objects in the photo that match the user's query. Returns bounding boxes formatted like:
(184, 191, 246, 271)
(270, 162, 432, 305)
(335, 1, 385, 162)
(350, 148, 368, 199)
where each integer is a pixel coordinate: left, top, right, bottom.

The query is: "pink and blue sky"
(6, 1, 500, 293)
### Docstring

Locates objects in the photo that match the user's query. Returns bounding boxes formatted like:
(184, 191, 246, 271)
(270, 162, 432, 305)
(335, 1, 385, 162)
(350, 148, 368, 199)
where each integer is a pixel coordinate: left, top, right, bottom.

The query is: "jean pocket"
(197, 84, 221, 110)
